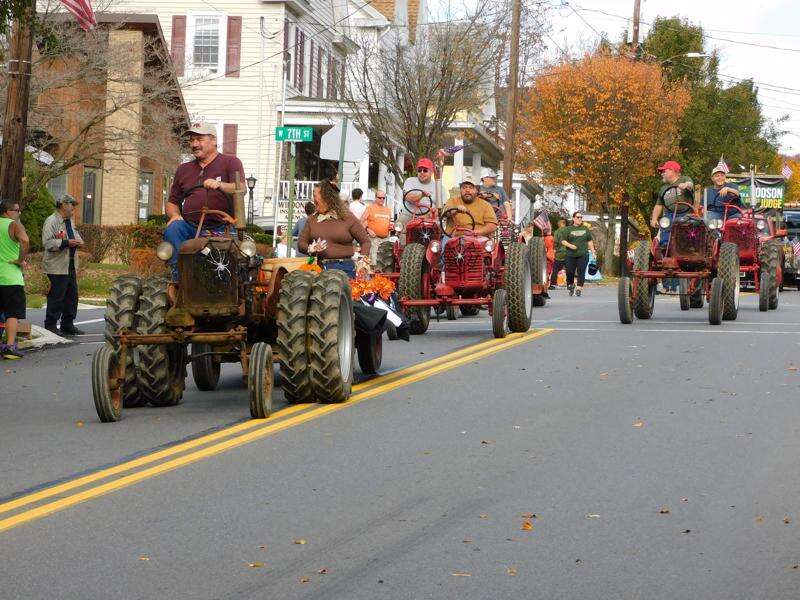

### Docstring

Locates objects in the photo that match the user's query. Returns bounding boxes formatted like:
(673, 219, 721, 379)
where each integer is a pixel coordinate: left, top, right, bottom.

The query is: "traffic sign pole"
(286, 142, 297, 256)
(337, 117, 348, 185)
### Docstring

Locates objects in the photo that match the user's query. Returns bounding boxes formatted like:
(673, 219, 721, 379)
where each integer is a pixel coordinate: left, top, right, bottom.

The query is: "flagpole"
(0, 0, 35, 203)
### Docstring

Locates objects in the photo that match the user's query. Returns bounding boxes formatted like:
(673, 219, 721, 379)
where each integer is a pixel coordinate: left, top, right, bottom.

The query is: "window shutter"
(171, 16, 186, 77)
(294, 28, 301, 89)
(226, 16, 242, 77)
(317, 46, 324, 98)
(309, 40, 315, 97)
(295, 30, 305, 92)
(326, 53, 333, 98)
(223, 124, 238, 155)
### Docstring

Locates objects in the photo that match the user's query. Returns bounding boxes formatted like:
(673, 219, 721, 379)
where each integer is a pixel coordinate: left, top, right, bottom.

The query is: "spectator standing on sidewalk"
(42, 194, 84, 336)
(560, 211, 596, 297)
(292, 201, 316, 255)
(349, 188, 367, 220)
(550, 218, 568, 288)
(361, 190, 393, 263)
(0, 199, 30, 359)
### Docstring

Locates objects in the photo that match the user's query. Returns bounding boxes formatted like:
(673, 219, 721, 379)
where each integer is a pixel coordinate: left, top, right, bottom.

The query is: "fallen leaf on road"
(756, 516, 764, 524)
(452, 572, 471, 577)
(481, 440, 494, 445)
(294, 539, 307, 545)
(521, 520, 534, 531)
(479, 514, 488, 519)
(681, 529, 691, 534)
(299, 576, 310, 583)
(784, 516, 791, 524)
(318, 568, 328, 575)
(586, 514, 601, 519)
(463, 539, 472, 544)
(599, 372, 609, 380)
(75, 420, 84, 428)
(793, 565, 799, 570)
(789, 367, 798, 372)
(659, 508, 670, 514)
(507, 568, 517, 576)
(681, 497, 689, 502)
(139, 555, 150, 561)
(248, 562, 264, 568)
(259, 545, 267, 550)
(575, 559, 583, 565)
(521, 513, 538, 519)
(633, 420, 645, 428)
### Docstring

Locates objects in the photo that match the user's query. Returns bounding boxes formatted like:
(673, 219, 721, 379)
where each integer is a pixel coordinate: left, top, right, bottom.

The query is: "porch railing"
(274, 180, 371, 222)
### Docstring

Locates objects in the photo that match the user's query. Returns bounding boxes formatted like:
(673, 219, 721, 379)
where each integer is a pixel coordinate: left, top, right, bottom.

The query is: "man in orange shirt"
(361, 190, 393, 262)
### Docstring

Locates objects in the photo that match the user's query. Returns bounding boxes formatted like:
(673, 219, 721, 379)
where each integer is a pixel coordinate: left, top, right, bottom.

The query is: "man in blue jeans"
(164, 123, 245, 281)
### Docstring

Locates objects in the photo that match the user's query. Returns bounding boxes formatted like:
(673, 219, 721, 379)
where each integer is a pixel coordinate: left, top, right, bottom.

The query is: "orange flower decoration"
(350, 274, 396, 301)
(298, 257, 322, 273)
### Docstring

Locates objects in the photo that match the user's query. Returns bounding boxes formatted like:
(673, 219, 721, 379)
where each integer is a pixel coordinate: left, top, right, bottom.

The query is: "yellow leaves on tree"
(518, 53, 690, 207)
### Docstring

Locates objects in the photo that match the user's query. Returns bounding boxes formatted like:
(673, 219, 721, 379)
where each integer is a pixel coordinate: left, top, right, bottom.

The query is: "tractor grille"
(723, 222, 756, 261)
(408, 225, 440, 246)
(671, 223, 707, 260)
(179, 248, 238, 308)
(444, 240, 484, 285)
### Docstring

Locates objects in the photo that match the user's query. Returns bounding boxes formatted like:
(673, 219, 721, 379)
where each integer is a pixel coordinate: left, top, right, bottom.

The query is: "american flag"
(714, 156, 729, 174)
(60, 0, 97, 31)
(533, 210, 550, 231)
(792, 239, 800, 259)
(444, 143, 473, 155)
(782, 163, 794, 180)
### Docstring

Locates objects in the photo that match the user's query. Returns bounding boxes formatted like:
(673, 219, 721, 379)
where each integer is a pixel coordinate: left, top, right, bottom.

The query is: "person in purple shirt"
(164, 123, 245, 281)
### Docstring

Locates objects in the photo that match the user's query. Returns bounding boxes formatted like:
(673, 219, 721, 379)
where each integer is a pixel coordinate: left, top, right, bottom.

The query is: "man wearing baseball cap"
(479, 169, 513, 220)
(164, 122, 245, 281)
(397, 157, 445, 243)
(650, 160, 695, 247)
(705, 162, 741, 222)
(441, 175, 498, 238)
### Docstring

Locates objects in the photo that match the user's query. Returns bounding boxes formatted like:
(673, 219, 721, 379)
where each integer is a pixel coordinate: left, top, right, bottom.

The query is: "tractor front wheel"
(492, 288, 508, 339)
(398, 243, 430, 335)
(759, 271, 770, 312)
(618, 277, 633, 324)
(276, 270, 314, 403)
(191, 342, 220, 391)
(307, 271, 355, 403)
(633, 243, 654, 319)
(356, 331, 382, 375)
(709, 277, 724, 325)
(248, 342, 274, 419)
(135, 277, 186, 407)
(679, 279, 690, 311)
(105, 276, 145, 407)
(92, 345, 123, 423)
(768, 241, 780, 310)
(719, 242, 740, 320)
(505, 242, 533, 333)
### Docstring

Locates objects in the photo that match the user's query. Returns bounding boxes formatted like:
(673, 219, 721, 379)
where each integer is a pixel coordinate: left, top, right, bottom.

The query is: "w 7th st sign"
(275, 126, 313, 143)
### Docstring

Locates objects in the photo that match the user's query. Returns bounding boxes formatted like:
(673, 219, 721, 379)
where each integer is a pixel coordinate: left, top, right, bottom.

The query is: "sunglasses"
(6, 208, 20, 213)
(574, 215, 583, 220)
(417, 167, 430, 173)
(376, 195, 386, 199)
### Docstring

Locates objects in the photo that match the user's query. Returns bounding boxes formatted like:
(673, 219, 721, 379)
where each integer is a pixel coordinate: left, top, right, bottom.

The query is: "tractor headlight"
(429, 241, 440, 253)
(240, 239, 257, 257)
(156, 241, 174, 261)
(659, 217, 671, 229)
(484, 240, 494, 252)
(756, 220, 766, 231)
(394, 222, 403, 232)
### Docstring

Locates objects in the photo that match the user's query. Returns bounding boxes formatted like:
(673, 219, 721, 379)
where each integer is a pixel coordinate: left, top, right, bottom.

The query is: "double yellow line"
(0, 328, 553, 534)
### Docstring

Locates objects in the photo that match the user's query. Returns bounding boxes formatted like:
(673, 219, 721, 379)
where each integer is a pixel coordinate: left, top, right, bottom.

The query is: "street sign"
(275, 126, 314, 143)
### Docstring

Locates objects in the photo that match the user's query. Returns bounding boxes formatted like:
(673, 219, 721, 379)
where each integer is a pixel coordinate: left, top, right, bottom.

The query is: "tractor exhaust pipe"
(233, 172, 246, 240)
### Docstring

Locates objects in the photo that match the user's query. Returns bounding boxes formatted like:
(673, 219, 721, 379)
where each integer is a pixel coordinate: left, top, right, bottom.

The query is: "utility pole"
(619, 0, 641, 275)
(0, 0, 35, 203)
(502, 0, 521, 206)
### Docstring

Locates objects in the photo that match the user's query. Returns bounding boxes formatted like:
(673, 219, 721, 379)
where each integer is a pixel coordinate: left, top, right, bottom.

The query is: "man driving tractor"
(650, 160, 695, 250)
(442, 176, 499, 237)
(704, 161, 741, 221)
(164, 123, 246, 281)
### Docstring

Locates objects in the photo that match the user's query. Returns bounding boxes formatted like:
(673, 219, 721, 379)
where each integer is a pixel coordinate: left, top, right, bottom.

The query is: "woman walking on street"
(560, 211, 596, 297)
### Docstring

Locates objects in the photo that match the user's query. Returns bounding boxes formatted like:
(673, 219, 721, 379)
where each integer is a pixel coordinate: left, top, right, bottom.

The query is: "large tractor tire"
(135, 277, 186, 407)
(709, 277, 723, 325)
(618, 277, 633, 324)
(376, 241, 396, 274)
(307, 271, 355, 403)
(356, 331, 382, 375)
(104, 276, 145, 408)
(248, 342, 274, 419)
(758, 271, 770, 312)
(191, 342, 220, 391)
(768, 241, 781, 310)
(679, 279, 691, 311)
(92, 345, 123, 423)
(719, 241, 740, 321)
(398, 243, 430, 335)
(459, 305, 479, 317)
(504, 242, 533, 333)
(633, 243, 654, 320)
(492, 288, 507, 339)
(529, 236, 548, 307)
(276, 270, 314, 403)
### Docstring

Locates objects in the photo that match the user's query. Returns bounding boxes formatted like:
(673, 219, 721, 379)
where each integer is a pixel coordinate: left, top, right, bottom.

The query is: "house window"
(138, 172, 154, 223)
(46, 172, 68, 201)
(187, 13, 227, 75)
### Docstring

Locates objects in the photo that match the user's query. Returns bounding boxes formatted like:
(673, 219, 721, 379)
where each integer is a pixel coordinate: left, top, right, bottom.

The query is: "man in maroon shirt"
(164, 123, 246, 281)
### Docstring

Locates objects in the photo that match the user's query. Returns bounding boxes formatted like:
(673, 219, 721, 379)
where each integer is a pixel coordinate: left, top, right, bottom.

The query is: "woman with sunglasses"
(560, 211, 596, 297)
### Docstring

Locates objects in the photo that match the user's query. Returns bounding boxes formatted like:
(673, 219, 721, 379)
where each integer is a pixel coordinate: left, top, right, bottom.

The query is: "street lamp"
(660, 52, 708, 65)
(246, 174, 257, 226)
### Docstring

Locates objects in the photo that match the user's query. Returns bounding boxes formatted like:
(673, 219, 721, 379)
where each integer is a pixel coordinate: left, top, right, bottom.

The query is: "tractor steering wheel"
(179, 183, 236, 230)
(403, 189, 433, 216)
(440, 207, 476, 236)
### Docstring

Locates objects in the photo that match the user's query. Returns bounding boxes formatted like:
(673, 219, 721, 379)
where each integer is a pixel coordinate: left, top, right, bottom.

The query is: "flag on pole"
(59, 0, 97, 31)
(714, 156, 730, 174)
(533, 210, 550, 232)
(782, 163, 793, 180)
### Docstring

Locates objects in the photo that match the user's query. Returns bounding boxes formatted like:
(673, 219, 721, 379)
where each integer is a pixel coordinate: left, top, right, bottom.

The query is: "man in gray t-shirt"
(398, 157, 444, 242)
(479, 169, 513, 220)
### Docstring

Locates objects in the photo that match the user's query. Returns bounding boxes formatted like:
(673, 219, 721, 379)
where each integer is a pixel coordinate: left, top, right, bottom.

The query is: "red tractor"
(398, 207, 532, 338)
(619, 194, 740, 326)
(717, 204, 785, 311)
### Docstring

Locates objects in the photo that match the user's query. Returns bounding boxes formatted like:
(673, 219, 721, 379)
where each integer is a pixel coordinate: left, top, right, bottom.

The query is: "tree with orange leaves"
(517, 52, 690, 272)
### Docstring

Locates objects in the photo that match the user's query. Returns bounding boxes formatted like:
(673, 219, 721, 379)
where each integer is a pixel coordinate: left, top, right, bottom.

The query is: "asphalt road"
(2, 285, 800, 599)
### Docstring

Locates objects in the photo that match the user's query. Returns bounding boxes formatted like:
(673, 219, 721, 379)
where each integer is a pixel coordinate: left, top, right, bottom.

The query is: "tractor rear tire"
(376, 241, 396, 274)
(504, 242, 533, 333)
(459, 305, 479, 317)
(759, 271, 770, 312)
(248, 342, 274, 419)
(446, 305, 457, 320)
(690, 288, 704, 308)
(276, 270, 314, 403)
(679, 279, 690, 311)
(618, 277, 633, 324)
(356, 331, 382, 375)
(92, 345, 123, 423)
(719, 242, 740, 320)
(709, 277, 724, 325)
(307, 271, 355, 403)
(492, 288, 507, 339)
(191, 342, 220, 391)
(135, 277, 186, 407)
(529, 237, 547, 287)
(105, 276, 145, 408)
(633, 243, 654, 319)
(398, 243, 430, 335)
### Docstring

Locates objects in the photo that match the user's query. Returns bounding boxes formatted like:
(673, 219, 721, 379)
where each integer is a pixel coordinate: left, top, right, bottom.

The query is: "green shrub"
(20, 184, 55, 252)
(251, 232, 273, 246)
(146, 214, 169, 226)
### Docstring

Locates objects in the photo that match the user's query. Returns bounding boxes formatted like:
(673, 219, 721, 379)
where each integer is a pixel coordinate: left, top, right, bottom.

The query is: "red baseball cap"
(657, 160, 681, 173)
(416, 157, 434, 170)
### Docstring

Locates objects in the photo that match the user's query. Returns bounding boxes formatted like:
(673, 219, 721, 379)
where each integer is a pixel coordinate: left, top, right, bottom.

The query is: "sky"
(546, 0, 800, 155)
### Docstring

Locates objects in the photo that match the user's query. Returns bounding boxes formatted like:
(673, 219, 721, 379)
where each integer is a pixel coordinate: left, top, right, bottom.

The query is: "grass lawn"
(24, 262, 133, 306)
